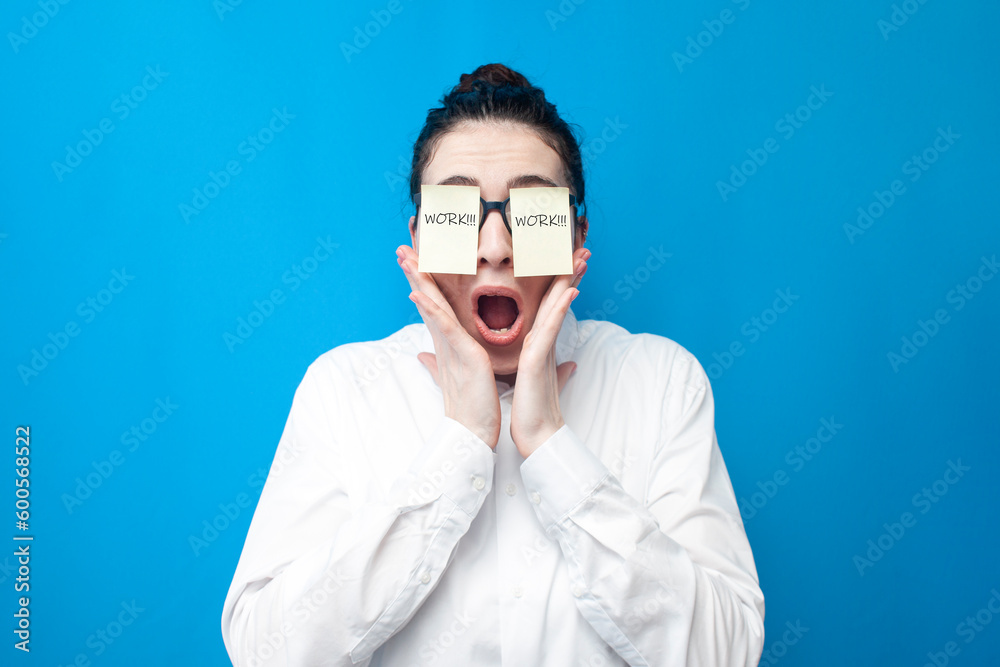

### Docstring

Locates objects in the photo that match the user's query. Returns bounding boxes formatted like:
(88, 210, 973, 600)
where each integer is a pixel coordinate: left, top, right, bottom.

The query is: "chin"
(487, 349, 520, 377)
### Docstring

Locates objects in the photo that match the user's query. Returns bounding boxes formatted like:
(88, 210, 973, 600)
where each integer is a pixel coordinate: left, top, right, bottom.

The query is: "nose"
(478, 207, 512, 269)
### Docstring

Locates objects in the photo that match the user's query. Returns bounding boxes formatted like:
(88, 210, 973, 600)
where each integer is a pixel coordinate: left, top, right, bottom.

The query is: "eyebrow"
(436, 174, 561, 190)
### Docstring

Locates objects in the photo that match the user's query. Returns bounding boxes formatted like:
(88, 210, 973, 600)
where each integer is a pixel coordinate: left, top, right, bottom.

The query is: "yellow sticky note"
(417, 184, 481, 275)
(509, 187, 574, 277)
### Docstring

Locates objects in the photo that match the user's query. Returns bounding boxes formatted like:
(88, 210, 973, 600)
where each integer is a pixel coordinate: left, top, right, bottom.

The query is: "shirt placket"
(494, 390, 555, 666)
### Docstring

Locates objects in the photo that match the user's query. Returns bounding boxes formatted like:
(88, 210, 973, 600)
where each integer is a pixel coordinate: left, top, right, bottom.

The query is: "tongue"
(479, 295, 518, 330)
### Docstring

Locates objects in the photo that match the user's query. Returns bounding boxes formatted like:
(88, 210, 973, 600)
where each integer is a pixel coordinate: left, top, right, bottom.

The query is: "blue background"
(3, 0, 998, 665)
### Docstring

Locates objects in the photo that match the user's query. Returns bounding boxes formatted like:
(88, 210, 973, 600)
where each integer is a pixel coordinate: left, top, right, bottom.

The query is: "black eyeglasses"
(413, 191, 581, 235)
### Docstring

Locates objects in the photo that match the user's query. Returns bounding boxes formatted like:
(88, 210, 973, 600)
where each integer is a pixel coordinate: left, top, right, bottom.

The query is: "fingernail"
(572, 289, 580, 301)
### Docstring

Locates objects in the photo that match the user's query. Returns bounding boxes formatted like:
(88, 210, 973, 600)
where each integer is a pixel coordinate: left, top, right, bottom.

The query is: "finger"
(408, 289, 446, 349)
(409, 289, 447, 334)
(570, 249, 590, 289)
(523, 287, 579, 364)
(409, 290, 471, 350)
(401, 259, 458, 323)
(535, 254, 586, 333)
(397, 249, 459, 321)
(397, 245, 431, 294)
(565, 246, 590, 287)
(537, 248, 589, 323)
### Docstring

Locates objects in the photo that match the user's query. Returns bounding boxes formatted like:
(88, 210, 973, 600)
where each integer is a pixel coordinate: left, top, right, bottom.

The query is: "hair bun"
(410, 62, 585, 210)
(455, 63, 531, 93)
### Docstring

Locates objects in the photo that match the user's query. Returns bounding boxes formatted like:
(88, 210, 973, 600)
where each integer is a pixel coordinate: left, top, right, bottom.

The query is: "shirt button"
(472, 476, 485, 491)
(420, 572, 431, 584)
(572, 585, 584, 598)
(505, 483, 517, 496)
(530, 492, 541, 504)
(512, 585, 524, 598)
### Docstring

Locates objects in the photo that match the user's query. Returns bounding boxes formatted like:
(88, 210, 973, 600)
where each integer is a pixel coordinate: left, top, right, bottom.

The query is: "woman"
(222, 63, 764, 667)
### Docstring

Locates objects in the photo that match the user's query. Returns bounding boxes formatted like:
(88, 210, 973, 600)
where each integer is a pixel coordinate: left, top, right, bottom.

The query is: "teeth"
(489, 327, 510, 334)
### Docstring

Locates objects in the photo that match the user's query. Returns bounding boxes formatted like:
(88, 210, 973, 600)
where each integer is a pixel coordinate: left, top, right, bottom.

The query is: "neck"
(495, 371, 516, 386)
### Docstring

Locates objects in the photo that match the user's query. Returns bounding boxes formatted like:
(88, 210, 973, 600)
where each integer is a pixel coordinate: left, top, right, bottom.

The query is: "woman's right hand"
(397, 245, 502, 450)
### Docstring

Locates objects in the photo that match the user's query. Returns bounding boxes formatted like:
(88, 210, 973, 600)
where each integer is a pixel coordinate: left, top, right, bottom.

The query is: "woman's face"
(409, 121, 587, 379)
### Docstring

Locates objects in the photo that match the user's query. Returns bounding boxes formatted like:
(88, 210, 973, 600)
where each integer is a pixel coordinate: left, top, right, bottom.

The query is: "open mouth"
(478, 295, 519, 333)
(472, 287, 523, 346)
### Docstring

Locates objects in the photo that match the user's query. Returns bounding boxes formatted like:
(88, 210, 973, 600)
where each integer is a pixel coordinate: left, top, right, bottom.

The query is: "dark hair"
(409, 63, 586, 212)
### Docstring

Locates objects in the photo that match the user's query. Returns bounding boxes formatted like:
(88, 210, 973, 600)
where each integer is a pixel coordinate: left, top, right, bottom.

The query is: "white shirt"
(221, 307, 765, 667)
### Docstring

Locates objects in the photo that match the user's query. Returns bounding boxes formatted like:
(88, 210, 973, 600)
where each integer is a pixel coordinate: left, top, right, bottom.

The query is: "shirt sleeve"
(221, 362, 497, 667)
(518, 351, 765, 667)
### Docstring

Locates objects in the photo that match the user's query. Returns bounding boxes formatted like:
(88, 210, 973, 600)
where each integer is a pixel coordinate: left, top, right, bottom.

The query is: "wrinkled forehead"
(421, 122, 568, 198)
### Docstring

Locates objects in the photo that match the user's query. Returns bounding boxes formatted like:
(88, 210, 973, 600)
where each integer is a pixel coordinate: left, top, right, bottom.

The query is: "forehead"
(422, 121, 567, 194)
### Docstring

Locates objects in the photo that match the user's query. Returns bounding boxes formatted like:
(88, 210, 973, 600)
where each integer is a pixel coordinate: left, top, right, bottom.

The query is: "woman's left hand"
(510, 247, 590, 458)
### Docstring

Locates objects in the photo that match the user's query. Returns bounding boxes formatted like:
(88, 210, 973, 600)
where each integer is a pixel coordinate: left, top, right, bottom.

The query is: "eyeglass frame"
(412, 190, 583, 236)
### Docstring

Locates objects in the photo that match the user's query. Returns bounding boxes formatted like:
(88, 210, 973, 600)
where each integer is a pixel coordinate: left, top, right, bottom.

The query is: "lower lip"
(475, 309, 524, 347)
